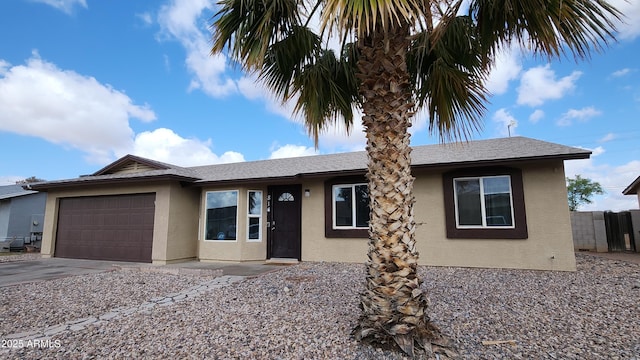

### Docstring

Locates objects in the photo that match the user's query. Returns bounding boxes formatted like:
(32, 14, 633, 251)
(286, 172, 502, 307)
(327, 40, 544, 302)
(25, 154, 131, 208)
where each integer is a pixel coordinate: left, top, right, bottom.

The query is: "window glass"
(334, 186, 353, 227)
(248, 217, 260, 240)
(455, 179, 482, 226)
(247, 191, 262, 241)
(249, 191, 262, 215)
(205, 191, 238, 240)
(483, 177, 513, 226)
(354, 185, 370, 228)
(278, 192, 294, 201)
(454, 176, 514, 228)
(333, 184, 369, 229)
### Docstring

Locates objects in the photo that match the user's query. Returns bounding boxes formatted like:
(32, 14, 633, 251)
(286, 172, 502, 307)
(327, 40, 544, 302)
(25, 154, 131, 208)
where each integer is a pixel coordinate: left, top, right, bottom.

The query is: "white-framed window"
(247, 190, 262, 242)
(332, 183, 369, 229)
(204, 190, 238, 241)
(453, 175, 515, 228)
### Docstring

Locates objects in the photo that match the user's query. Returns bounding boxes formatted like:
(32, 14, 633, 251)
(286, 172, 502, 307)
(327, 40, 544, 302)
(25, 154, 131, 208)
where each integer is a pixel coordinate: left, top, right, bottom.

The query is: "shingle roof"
(189, 136, 590, 184)
(0, 184, 38, 200)
(27, 136, 590, 190)
(623, 176, 640, 195)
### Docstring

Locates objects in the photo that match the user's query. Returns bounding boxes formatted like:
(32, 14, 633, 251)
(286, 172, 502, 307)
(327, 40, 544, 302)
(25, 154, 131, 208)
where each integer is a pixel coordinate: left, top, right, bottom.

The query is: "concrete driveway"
(0, 257, 288, 287)
(0, 258, 125, 287)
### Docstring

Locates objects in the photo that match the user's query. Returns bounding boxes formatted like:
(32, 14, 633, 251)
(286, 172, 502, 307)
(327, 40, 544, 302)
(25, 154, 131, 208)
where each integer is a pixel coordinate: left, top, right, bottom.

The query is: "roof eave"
(622, 176, 640, 195)
(27, 174, 200, 191)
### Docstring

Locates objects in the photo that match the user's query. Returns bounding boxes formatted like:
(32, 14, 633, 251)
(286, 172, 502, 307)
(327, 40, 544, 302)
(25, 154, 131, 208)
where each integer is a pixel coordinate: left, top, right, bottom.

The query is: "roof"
(623, 176, 640, 195)
(27, 136, 591, 190)
(0, 184, 38, 200)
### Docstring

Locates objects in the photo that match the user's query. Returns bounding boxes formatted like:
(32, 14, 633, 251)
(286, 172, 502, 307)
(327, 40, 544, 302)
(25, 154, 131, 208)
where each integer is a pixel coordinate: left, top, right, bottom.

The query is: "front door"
(267, 185, 301, 260)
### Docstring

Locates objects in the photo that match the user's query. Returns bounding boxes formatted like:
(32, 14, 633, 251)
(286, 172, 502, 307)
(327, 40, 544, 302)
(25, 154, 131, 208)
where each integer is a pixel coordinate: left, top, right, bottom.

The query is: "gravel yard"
(2, 253, 639, 359)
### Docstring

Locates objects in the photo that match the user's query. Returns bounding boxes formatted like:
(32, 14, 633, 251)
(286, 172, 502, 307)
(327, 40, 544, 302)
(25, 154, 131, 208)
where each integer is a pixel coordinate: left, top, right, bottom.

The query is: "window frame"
(247, 190, 263, 242)
(453, 175, 515, 229)
(204, 190, 239, 242)
(332, 183, 369, 230)
(324, 176, 369, 238)
(443, 167, 528, 239)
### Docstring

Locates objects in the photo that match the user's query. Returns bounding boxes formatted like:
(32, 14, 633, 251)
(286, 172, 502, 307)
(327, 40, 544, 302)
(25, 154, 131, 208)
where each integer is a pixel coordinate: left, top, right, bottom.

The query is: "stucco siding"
(300, 180, 369, 263)
(301, 161, 576, 271)
(160, 183, 200, 264)
(39, 183, 180, 263)
(198, 186, 267, 262)
(412, 162, 575, 271)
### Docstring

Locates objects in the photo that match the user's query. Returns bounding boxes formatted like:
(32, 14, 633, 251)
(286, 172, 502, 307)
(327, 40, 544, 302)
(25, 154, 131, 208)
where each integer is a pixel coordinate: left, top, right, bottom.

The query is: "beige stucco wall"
(298, 160, 576, 271)
(413, 162, 576, 271)
(39, 182, 200, 264)
(198, 185, 267, 262)
(160, 183, 201, 264)
(39, 159, 577, 271)
(300, 179, 369, 263)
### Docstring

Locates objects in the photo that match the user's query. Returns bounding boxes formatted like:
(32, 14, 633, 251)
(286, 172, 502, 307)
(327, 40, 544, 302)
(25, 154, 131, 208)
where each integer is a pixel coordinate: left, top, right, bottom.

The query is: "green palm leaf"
(409, 15, 487, 141)
(470, 0, 622, 61)
(291, 48, 359, 145)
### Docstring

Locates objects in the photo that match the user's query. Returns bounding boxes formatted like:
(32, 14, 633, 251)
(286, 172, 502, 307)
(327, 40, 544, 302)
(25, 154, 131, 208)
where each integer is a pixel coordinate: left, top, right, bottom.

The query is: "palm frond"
(408, 15, 488, 142)
(291, 48, 360, 146)
(321, 0, 426, 38)
(470, 0, 621, 62)
(261, 25, 322, 100)
(211, 0, 302, 70)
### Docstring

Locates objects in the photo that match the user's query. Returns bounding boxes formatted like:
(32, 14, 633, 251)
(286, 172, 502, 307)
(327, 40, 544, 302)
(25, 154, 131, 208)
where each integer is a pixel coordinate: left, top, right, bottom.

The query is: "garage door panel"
(55, 193, 155, 263)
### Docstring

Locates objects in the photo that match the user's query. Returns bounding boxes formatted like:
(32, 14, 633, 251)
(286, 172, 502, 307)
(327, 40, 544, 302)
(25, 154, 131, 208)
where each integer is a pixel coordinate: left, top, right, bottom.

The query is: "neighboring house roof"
(27, 136, 591, 191)
(623, 176, 640, 195)
(0, 184, 38, 200)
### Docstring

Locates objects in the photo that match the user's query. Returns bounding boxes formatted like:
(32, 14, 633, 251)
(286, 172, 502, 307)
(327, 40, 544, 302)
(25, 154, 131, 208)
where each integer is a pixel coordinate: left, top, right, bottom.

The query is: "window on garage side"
(205, 190, 238, 241)
(443, 168, 528, 239)
(247, 190, 262, 242)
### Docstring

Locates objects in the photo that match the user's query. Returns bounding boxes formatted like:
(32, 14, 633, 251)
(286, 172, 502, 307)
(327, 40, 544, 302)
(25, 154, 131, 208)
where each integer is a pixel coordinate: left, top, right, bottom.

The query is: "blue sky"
(1, 0, 639, 211)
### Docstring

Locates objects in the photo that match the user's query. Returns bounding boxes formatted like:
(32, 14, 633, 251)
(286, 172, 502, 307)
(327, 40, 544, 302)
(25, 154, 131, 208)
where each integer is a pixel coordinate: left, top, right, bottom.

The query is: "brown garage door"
(55, 193, 155, 263)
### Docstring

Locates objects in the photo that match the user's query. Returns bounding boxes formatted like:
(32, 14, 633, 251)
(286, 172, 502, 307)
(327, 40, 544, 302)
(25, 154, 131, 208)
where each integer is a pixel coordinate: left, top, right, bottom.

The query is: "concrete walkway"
(0, 257, 289, 287)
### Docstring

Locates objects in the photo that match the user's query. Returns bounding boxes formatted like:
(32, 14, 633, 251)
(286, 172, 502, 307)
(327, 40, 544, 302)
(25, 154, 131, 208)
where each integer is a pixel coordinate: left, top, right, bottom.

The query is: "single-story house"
(0, 184, 46, 251)
(27, 136, 589, 271)
(623, 175, 640, 208)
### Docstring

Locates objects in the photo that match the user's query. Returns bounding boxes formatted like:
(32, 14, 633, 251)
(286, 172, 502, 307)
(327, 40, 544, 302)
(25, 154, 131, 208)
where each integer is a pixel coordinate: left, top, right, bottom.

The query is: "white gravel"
(2, 253, 639, 359)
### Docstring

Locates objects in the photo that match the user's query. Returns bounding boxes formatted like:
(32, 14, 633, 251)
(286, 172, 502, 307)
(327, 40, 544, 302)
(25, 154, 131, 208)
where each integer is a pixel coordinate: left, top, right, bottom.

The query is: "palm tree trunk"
(352, 23, 441, 356)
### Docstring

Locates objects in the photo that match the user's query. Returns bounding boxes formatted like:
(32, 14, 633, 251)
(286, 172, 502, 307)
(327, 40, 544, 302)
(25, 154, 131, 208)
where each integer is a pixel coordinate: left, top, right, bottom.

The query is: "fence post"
(593, 211, 608, 252)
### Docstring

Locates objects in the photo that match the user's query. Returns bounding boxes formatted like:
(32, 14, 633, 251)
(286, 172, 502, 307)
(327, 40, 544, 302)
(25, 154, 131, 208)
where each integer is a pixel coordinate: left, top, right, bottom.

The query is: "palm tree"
(211, 0, 620, 356)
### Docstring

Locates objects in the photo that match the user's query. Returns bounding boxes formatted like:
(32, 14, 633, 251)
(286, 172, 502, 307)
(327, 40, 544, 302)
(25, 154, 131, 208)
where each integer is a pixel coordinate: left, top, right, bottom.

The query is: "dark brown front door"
(55, 193, 155, 263)
(267, 185, 301, 260)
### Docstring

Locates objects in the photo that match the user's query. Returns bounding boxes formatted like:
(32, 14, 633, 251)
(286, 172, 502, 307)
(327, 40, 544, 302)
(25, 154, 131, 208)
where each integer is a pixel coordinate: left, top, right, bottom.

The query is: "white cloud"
(236, 75, 296, 119)
(565, 155, 640, 211)
(157, 0, 237, 97)
(485, 47, 522, 95)
(529, 109, 544, 123)
(269, 144, 318, 159)
(608, 0, 640, 40)
(0, 53, 156, 165)
(32, 0, 87, 14)
(517, 65, 582, 106)
(130, 128, 244, 166)
(0, 60, 9, 75)
(564, 146, 639, 211)
(599, 133, 616, 143)
(557, 106, 602, 126)
(611, 68, 633, 77)
(492, 108, 518, 137)
(136, 12, 153, 26)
